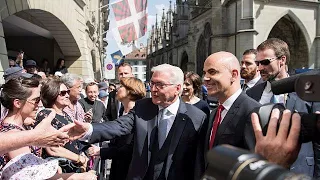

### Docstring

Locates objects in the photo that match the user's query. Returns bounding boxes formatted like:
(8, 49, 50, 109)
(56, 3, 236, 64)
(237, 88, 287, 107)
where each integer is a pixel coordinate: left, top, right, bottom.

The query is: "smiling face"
(86, 84, 99, 102)
(203, 52, 240, 102)
(55, 84, 70, 108)
(182, 78, 194, 97)
(20, 86, 41, 120)
(150, 71, 181, 107)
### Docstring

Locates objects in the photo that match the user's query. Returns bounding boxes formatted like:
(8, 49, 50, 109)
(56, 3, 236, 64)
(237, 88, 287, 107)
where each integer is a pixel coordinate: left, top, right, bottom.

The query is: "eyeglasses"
(150, 81, 175, 89)
(255, 57, 280, 66)
(26, 97, 41, 105)
(59, 90, 70, 96)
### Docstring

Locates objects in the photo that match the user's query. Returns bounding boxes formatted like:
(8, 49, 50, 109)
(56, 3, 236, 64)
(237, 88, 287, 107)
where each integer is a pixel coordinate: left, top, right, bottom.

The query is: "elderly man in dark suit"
(196, 51, 260, 177)
(69, 64, 207, 180)
(246, 38, 316, 177)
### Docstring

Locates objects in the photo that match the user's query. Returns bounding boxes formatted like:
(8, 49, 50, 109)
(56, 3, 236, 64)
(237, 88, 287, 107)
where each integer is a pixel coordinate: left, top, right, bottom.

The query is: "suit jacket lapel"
(165, 100, 187, 178)
(215, 93, 245, 146)
(146, 104, 160, 165)
(205, 109, 216, 151)
(250, 81, 267, 102)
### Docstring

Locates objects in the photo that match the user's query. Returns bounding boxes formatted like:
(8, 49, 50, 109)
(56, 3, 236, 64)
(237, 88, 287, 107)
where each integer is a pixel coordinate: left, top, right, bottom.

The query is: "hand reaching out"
(33, 111, 69, 147)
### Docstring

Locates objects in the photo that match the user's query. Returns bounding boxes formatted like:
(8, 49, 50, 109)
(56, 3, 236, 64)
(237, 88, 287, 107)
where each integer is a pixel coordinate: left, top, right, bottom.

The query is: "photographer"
(251, 108, 301, 169)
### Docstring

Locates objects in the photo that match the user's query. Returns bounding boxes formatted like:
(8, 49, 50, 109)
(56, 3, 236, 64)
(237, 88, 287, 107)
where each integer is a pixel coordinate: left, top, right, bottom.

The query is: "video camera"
(244, 70, 320, 148)
(202, 70, 320, 180)
(202, 145, 312, 180)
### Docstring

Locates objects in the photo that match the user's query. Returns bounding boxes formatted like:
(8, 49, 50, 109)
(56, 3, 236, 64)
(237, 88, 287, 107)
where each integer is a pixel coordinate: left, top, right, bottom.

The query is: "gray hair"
(151, 64, 184, 87)
(60, 73, 83, 88)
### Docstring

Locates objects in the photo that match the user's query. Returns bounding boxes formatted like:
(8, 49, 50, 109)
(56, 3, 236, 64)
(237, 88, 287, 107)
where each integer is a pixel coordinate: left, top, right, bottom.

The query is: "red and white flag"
(112, 0, 147, 43)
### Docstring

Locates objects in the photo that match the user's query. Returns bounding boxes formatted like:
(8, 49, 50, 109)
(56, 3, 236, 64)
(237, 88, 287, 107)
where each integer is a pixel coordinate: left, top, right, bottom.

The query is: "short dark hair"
(243, 49, 257, 56)
(257, 38, 290, 63)
(41, 78, 63, 108)
(184, 71, 202, 96)
(85, 82, 99, 92)
(0, 78, 39, 111)
(117, 62, 132, 71)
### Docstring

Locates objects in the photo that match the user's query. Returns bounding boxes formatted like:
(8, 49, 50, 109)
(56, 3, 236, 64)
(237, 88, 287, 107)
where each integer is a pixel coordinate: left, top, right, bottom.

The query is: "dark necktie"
(242, 84, 248, 91)
(209, 105, 224, 149)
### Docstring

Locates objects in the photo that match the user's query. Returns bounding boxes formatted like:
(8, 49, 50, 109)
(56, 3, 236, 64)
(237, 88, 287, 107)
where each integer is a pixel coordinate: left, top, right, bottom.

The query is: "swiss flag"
(112, 0, 147, 43)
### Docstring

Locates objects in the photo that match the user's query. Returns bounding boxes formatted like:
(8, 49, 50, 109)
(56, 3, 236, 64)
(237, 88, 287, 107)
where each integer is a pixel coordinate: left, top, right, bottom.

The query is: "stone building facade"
(0, 0, 109, 83)
(147, 0, 320, 79)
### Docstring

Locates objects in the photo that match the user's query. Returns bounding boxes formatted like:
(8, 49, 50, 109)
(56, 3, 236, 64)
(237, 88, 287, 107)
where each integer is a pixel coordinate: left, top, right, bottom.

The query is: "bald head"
(206, 51, 240, 73)
(203, 51, 241, 103)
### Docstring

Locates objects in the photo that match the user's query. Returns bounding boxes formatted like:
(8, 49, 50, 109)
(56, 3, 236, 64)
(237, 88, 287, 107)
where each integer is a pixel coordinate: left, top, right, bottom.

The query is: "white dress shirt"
(220, 88, 242, 123)
(158, 97, 180, 138)
(259, 81, 285, 105)
(246, 75, 261, 89)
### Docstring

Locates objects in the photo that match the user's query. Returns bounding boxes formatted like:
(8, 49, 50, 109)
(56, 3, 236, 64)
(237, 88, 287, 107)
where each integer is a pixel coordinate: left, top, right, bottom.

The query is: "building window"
(134, 74, 138, 78)
(134, 67, 138, 72)
(143, 67, 146, 71)
(143, 74, 146, 79)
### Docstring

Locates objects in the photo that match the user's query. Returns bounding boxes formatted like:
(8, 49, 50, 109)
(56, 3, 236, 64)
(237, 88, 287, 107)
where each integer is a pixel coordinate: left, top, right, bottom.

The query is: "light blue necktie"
(158, 109, 168, 148)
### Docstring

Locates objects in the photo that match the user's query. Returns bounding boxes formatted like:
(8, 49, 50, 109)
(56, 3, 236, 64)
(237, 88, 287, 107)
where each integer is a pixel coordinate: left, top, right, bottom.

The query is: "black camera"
(202, 145, 312, 180)
(244, 70, 320, 149)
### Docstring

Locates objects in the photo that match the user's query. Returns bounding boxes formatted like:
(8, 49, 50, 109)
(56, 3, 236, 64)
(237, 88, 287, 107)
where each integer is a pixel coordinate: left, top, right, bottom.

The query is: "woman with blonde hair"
(88, 77, 146, 180)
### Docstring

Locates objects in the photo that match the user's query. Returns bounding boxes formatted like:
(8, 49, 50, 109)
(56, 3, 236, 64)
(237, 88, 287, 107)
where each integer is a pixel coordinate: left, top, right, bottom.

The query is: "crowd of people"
(0, 37, 318, 180)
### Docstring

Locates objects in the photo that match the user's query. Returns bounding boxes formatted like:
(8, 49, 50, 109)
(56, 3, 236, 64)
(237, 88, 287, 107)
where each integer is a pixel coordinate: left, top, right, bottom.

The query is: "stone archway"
(180, 51, 188, 72)
(268, 15, 309, 70)
(0, 0, 96, 80)
(196, 35, 206, 75)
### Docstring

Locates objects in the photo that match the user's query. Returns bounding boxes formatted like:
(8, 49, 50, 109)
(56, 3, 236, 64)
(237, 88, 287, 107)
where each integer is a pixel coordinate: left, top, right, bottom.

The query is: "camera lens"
(202, 145, 311, 180)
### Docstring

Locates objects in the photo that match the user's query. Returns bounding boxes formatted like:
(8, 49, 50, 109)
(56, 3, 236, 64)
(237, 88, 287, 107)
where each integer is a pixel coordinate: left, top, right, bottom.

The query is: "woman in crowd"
(54, 58, 68, 74)
(0, 78, 96, 179)
(35, 78, 89, 173)
(182, 71, 210, 117)
(88, 77, 146, 180)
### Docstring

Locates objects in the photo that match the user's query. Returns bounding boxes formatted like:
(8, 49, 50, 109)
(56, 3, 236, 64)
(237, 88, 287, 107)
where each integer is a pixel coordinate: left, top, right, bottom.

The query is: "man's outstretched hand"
(251, 109, 301, 169)
(60, 120, 91, 141)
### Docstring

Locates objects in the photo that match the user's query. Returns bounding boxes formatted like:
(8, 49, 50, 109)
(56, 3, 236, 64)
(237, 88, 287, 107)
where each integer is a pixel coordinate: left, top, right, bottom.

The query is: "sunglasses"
(27, 97, 41, 105)
(255, 57, 280, 66)
(59, 90, 70, 96)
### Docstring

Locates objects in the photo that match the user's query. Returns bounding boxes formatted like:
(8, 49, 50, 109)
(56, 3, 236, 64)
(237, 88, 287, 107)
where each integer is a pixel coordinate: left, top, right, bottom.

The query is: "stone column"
(0, 17, 8, 84)
(314, 4, 320, 69)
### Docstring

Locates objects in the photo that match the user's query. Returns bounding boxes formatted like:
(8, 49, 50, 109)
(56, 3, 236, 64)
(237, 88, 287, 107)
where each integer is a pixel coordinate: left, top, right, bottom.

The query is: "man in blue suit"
(246, 38, 316, 177)
(68, 64, 207, 180)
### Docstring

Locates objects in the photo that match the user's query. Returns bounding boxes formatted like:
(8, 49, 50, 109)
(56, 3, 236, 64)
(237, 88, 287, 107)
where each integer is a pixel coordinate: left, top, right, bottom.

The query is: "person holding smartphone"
(79, 82, 106, 123)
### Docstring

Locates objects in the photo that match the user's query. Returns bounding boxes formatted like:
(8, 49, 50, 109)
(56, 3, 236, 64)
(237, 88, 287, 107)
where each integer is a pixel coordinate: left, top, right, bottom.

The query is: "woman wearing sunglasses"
(35, 78, 89, 173)
(0, 78, 96, 179)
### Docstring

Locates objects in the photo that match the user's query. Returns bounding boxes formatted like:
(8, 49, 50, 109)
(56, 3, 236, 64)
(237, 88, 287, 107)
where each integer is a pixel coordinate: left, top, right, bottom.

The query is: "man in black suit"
(106, 62, 134, 121)
(69, 64, 207, 180)
(197, 52, 260, 177)
(240, 49, 264, 92)
(246, 38, 315, 177)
